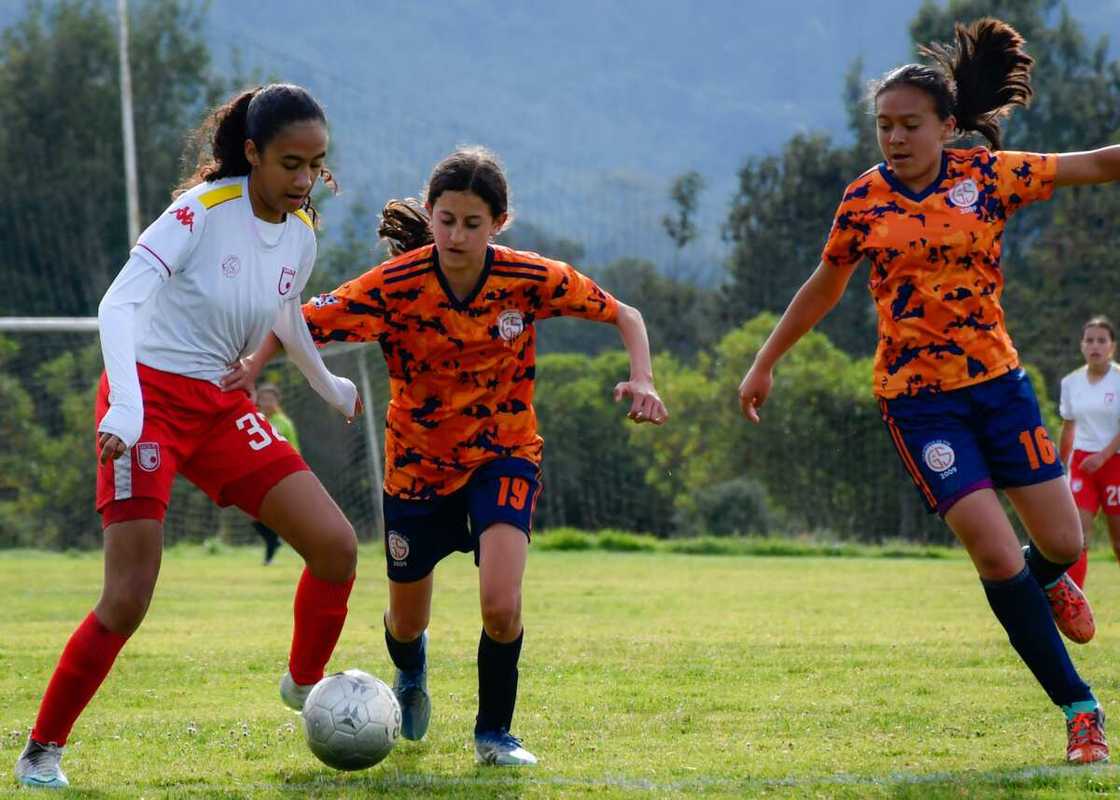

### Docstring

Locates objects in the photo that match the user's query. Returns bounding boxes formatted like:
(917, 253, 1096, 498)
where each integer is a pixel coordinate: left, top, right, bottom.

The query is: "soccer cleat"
(1067, 707, 1109, 764)
(474, 729, 538, 766)
(279, 670, 315, 712)
(1046, 573, 1096, 644)
(393, 631, 431, 740)
(14, 737, 68, 789)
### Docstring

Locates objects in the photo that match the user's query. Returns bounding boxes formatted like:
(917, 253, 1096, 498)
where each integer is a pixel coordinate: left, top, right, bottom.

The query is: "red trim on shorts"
(100, 497, 167, 528)
(880, 399, 938, 510)
(220, 454, 309, 518)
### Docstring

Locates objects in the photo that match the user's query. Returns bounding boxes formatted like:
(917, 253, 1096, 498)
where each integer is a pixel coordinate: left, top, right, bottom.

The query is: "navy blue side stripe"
(385, 267, 435, 284)
(492, 260, 548, 272)
(492, 269, 547, 282)
(384, 256, 434, 275)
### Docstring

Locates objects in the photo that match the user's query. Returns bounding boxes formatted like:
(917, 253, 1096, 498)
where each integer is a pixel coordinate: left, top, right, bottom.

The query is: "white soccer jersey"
(1059, 364, 1120, 452)
(130, 176, 316, 381)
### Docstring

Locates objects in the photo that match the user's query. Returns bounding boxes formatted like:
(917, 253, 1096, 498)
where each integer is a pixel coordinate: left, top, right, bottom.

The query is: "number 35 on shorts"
(236, 412, 287, 451)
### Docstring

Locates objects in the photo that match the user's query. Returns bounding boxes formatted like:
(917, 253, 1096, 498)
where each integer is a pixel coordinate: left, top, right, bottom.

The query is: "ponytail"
(176, 88, 258, 195)
(921, 18, 1033, 149)
(378, 198, 433, 256)
(873, 18, 1034, 150)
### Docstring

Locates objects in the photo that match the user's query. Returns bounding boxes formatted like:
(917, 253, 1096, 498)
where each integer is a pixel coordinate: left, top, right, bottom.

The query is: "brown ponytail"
(873, 18, 1034, 150)
(379, 198, 433, 256)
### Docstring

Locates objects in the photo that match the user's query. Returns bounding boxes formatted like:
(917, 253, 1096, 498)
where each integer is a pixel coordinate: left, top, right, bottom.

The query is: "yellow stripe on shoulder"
(293, 209, 314, 230)
(198, 184, 243, 209)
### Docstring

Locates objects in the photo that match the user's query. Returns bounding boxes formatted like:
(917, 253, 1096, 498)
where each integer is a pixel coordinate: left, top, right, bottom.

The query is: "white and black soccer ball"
(300, 669, 401, 771)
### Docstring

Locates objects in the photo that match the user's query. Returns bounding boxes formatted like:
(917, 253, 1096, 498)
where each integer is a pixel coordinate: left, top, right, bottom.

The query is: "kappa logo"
(387, 531, 409, 563)
(278, 266, 297, 296)
(221, 255, 241, 278)
(922, 440, 956, 474)
(171, 206, 195, 232)
(497, 309, 525, 342)
(136, 442, 161, 472)
(948, 179, 979, 211)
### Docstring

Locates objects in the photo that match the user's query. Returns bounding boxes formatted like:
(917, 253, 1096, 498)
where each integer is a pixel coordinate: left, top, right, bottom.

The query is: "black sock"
(1024, 543, 1074, 588)
(384, 623, 425, 673)
(982, 567, 1093, 707)
(475, 628, 523, 734)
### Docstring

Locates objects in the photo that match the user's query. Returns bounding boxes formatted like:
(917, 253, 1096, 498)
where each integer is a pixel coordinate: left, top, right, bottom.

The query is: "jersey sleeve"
(131, 194, 206, 278)
(1059, 374, 1073, 421)
(537, 261, 619, 323)
(302, 268, 391, 344)
(994, 151, 1057, 215)
(820, 182, 869, 268)
(292, 230, 318, 299)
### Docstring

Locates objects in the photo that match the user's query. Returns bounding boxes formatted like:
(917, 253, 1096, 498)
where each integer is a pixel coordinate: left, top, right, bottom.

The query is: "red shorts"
(1069, 449, 1120, 515)
(95, 364, 308, 526)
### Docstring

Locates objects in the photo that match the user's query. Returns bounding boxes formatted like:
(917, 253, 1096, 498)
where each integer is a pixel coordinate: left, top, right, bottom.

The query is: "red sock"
(31, 612, 129, 746)
(288, 568, 355, 685)
(1068, 548, 1089, 589)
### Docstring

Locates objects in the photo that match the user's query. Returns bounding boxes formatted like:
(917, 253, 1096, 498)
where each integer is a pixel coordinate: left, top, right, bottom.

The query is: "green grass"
(3, 542, 1120, 797)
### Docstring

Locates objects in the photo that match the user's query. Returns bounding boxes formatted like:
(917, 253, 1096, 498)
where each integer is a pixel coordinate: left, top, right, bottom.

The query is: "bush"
(677, 477, 774, 537)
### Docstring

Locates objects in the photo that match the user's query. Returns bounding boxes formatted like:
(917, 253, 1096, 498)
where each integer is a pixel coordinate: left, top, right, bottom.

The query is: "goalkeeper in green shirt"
(254, 383, 300, 564)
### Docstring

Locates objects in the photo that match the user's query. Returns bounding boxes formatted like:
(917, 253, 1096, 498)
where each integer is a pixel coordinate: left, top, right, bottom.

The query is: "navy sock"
(475, 628, 523, 735)
(384, 624, 425, 673)
(1024, 544, 1073, 589)
(982, 566, 1093, 707)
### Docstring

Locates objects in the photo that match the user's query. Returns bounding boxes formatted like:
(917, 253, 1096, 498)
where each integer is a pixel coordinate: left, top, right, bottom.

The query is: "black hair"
(377, 146, 513, 256)
(176, 83, 336, 224)
(873, 18, 1034, 149)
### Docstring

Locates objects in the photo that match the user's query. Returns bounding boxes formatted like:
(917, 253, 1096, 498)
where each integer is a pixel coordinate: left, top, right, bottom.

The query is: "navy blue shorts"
(382, 457, 542, 583)
(879, 368, 1064, 516)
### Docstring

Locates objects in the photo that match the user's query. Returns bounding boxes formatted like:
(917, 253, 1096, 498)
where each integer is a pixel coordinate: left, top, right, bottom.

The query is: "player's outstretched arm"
(1055, 145, 1120, 187)
(611, 302, 668, 425)
(739, 260, 857, 423)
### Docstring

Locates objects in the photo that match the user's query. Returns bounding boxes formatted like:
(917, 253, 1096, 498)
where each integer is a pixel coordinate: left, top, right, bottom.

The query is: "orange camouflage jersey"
(821, 146, 1056, 398)
(304, 243, 619, 499)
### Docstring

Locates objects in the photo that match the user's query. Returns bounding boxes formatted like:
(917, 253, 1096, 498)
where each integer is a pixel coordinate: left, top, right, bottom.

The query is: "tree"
(661, 170, 706, 251)
(0, 0, 219, 318)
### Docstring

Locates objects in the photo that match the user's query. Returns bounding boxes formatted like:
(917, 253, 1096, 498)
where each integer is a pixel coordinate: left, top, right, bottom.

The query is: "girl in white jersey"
(14, 84, 360, 790)
(1059, 316, 1120, 587)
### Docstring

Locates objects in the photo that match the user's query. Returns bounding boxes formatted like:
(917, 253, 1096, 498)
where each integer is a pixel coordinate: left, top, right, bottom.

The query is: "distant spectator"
(253, 383, 301, 564)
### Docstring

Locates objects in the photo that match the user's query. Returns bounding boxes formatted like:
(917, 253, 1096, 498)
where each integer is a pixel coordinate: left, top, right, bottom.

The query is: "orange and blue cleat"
(1046, 573, 1096, 645)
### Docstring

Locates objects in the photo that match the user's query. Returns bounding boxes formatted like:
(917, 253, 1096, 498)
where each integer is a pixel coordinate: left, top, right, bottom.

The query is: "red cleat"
(1067, 707, 1109, 764)
(1046, 573, 1096, 644)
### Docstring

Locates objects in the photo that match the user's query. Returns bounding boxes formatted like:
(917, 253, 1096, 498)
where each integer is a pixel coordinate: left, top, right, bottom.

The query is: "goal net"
(0, 318, 387, 549)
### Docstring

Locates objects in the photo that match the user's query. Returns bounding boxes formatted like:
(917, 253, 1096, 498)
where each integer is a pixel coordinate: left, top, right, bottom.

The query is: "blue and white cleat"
(474, 729, 538, 766)
(14, 737, 68, 789)
(393, 631, 431, 740)
(279, 670, 315, 713)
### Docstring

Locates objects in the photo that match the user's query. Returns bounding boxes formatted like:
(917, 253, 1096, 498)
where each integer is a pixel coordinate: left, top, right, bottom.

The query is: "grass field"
(3, 539, 1120, 798)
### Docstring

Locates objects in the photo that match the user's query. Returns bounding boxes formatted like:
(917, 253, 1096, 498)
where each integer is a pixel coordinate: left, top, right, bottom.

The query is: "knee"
(387, 609, 428, 643)
(97, 586, 154, 636)
(307, 521, 358, 582)
(972, 549, 1024, 582)
(481, 594, 521, 641)
(1038, 534, 1083, 565)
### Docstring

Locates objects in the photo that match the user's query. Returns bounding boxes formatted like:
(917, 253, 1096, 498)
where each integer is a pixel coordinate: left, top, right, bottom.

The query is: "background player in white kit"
(14, 84, 360, 790)
(1059, 316, 1120, 587)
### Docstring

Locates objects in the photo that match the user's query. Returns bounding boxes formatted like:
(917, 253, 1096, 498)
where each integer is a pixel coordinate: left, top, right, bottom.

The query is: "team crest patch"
(922, 440, 956, 473)
(948, 179, 978, 211)
(387, 531, 409, 562)
(497, 309, 525, 342)
(278, 266, 297, 295)
(136, 442, 161, 472)
(221, 255, 241, 278)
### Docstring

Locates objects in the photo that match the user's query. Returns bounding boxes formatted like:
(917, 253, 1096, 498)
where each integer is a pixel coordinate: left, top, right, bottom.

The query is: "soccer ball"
(300, 669, 402, 770)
